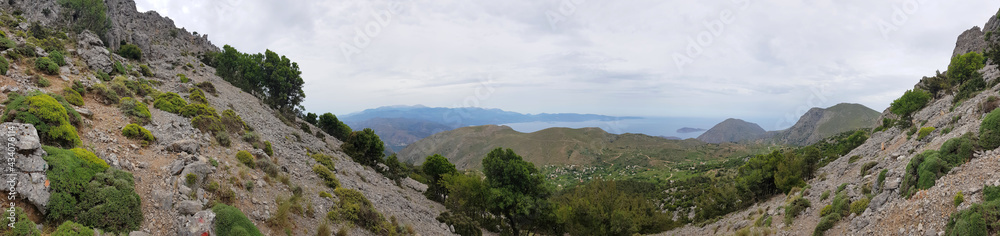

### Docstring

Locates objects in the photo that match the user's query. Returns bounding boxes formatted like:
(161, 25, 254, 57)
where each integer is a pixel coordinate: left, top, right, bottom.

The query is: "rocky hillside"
(659, 7, 1000, 236)
(697, 118, 767, 143)
(398, 124, 756, 170)
(0, 1, 454, 235)
(770, 103, 880, 146)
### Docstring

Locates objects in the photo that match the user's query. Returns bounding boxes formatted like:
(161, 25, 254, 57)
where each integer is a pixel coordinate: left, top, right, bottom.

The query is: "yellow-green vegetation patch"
(180, 103, 217, 118)
(71, 148, 109, 170)
(43, 146, 143, 232)
(192, 114, 225, 134)
(121, 124, 155, 146)
(53, 220, 94, 235)
(236, 150, 255, 168)
(178, 73, 190, 83)
(212, 203, 264, 236)
(153, 92, 187, 113)
(918, 127, 935, 139)
(313, 164, 340, 189)
(945, 185, 1000, 235)
(91, 83, 119, 105)
(329, 188, 398, 235)
(35, 56, 59, 75)
(2, 92, 81, 147)
(0, 207, 40, 235)
(221, 109, 246, 133)
(63, 87, 84, 106)
(119, 97, 151, 124)
(189, 87, 208, 104)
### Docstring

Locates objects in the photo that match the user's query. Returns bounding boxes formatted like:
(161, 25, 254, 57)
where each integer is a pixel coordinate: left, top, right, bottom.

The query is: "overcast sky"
(134, 0, 997, 128)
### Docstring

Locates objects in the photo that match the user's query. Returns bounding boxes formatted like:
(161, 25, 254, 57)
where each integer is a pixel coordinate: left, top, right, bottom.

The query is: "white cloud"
(135, 0, 997, 122)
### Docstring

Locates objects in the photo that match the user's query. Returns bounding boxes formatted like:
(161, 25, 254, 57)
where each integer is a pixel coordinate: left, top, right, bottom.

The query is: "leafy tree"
(318, 112, 352, 140)
(890, 89, 932, 118)
(212, 45, 305, 112)
(58, 0, 111, 39)
(482, 148, 549, 235)
(341, 128, 385, 166)
(948, 52, 986, 85)
(553, 180, 671, 236)
(737, 150, 781, 201)
(423, 154, 457, 201)
(774, 152, 806, 193)
(118, 44, 141, 60)
(305, 112, 318, 125)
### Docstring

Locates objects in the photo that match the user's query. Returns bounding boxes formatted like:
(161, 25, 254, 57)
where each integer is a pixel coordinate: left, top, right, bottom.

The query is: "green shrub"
(313, 164, 340, 189)
(197, 81, 217, 96)
(330, 188, 393, 234)
(956, 191, 965, 206)
(96, 71, 110, 81)
(109, 76, 134, 97)
(139, 64, 153, 77)
(850, 197, 870, 215)
(91, 83, 119, 105)
(820, 204, 832, 217)
(860, 161, 878, 176)
(49, 50, 66, 66)
(0, 56, 8, 75)
(178, 73, 190, 83)
(221, 109, 246, 133)
(984, 185, 1000, 202)
(848, 155, 861, 164)
(44, 146, 142, 232)
(837, 183, 848, 193)
(940, 134, 975, 166)
(948, 52, 986, 85)
(189, 87, 208, 104)
(192, 114, 225, 134)
(35, 75, 51, 87)
(890, 89, 932, 117)
(902, 150, 951, 198)
(319, 191, 333, 198)
(236, 150, 255, 168)
(186, 173, 198, 186)
(180, 103, 217, 118)
(945, 206, 989, 236)
(918, 127, 935, 139)
(118, 44, 141, 60)
(821, 190, 830, 201)
(256, 159, 280, 178)
(878, 169, 888, 190)
(53, 220, 94, 236)
(813, 213, 841, 236)
(0, 38, 13, 51)
(153, 92, 187, 113)
(212, 204, 264, 236)
(980, 108, 1000, 149)
(264, 141, 273, 157)
(954, 73, 986, 103)
(784, 196, 810, 225)
(35, 57, 59, 75)
(0, 207, 41, 236)
(216, 132, 231, 147)
(121, 123, 155, 146)
(2, 93, 81, 147)
(71, 148, 109, 170)
(63, 87, 84, 106)
(119, 97, 151, 124)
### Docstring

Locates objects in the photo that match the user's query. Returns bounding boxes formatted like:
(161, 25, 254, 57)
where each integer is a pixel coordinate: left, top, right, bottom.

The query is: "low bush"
(119, 97, 151, 124)
(71, 148, 109, 170)
(180, 103, 217, 118)
(197, 81, 217, 95)
(186, 173, 198, 186)
(63, 87, 84, 106)
(0, 56, 7, 75)
(980, 108, 1000, 149)
(850, 197, 870, 215)
(212, 204, 264, 236)
(216, 132, 231, 147)
(92, 84, 119, 105)
(860, 161, 878, 176)
(96, 71, 111, 81)
(237, 150, 255, 168)
(813, 213, 841, 236)
(918, 127, 936, 139)
(36, 75, 50, 87)
(53, 220, 94, 236)
(820, 190, 830, 201)
(221, 109, 246, 133)
(330, 188, 395, 235)
(264, 141, 273, 157)
(848, 155, 861, 164)
(44, 146, 142, 232)
(118, 44, 142, 60)
(121, 123, 155, 146)
(0, 207, 41, 236)
(50, 50, 66, 66)
(35, 56, 59, 75)
(940, 134, 975, 166)
(2, 93, 81, 147)
(189, 87, 208, 104)
(153, 92, 187, 113)
(314, 164, 340, 189)
(192, 114, 225, 134)
(784, 196, 810, 225)
(319, 191, 333, 198)
(878, 169, 888, 190)
(178, 73, 190, 83)
(956, 191, 965, 206)
(256, 159, 280, 178)
(139, 64, 153, 77)
(901, 150, 950, 198)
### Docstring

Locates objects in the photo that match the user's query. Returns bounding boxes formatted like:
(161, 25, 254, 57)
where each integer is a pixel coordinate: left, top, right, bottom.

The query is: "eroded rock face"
(952, 26, 986, 58)
(76, 30, 113, 73)
(0, 123, 49, 214)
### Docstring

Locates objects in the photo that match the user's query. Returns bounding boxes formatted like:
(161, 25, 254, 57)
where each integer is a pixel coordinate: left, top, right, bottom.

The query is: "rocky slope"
(659, 7, 1000, 236)
(0, 1, 454, 235)
(697, 118, 767, 143)
(770, 103, 880, 146)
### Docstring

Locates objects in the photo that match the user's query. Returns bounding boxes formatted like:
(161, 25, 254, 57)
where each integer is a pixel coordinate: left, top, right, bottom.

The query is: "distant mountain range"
(398, 125, 757, 169)
(340, 105, 638, 152)
(696, 103, 880, 145)
(676, 127, 706, 133)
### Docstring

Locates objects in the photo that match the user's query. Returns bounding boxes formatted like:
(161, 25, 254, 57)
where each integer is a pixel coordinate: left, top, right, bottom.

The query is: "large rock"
(175, 200, 203, 215)
(166, 139, 200, 154)
(76, 30, 113, 73)
(952, 26, 987, 58)
(0, 123, 49, 214)
(178, 162, 214, 186)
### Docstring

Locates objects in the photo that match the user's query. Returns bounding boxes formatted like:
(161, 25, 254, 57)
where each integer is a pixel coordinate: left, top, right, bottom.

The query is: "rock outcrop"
(1, 123, 49, 214)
